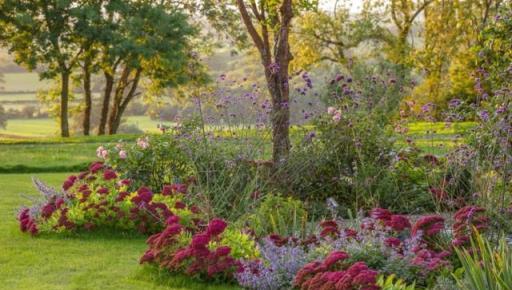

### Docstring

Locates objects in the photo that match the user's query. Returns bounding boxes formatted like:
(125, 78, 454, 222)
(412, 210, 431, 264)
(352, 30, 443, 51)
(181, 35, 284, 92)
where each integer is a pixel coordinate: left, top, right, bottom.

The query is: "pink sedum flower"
(206, 218, 228, 237)
(119, 150, 127, 159)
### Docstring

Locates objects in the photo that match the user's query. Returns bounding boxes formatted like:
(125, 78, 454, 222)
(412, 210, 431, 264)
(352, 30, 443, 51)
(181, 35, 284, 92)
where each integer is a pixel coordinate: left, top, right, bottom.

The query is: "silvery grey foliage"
(32, 176, 62, 198)
(236, 238, 308, 290)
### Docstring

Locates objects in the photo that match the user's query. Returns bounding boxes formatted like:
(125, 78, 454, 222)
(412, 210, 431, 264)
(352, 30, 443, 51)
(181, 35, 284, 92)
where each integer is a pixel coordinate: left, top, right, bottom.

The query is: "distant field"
(0, 116, 165, 139)
(0, 93, 37, 101)
(0, 72, 50, 92)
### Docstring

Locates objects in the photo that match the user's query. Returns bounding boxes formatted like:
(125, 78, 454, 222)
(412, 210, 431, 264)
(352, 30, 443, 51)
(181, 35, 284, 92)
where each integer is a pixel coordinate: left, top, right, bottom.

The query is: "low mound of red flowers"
(294, 251, 379, 290)
(140, 217, 242, 281)
(18, 162, 200, 236)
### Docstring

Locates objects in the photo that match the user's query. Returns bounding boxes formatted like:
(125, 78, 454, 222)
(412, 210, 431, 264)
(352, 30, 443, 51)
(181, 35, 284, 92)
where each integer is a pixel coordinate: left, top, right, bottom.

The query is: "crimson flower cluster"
(293, 251, 379, 290)
(452, 206, 489, 247)
(18, 208, 38, 235)
(369, 208, 411, 232)
(411, 215, 445, 239)
(320, 220, 357, 239)
(141, 218, 241, 281)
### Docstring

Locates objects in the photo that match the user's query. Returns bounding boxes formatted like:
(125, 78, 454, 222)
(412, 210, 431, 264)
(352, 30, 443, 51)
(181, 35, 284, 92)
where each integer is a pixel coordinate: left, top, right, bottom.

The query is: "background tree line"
(0, 0, 506, 166)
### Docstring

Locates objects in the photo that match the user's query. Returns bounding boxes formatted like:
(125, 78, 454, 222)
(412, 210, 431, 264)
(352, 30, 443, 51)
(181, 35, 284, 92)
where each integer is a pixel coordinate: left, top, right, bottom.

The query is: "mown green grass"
(403, 121, 475, 155)
(0, 135, 142, 173)
(0, 173, 240, 290)
(0, 120, 475, 173)
(0, 117, 165, 139)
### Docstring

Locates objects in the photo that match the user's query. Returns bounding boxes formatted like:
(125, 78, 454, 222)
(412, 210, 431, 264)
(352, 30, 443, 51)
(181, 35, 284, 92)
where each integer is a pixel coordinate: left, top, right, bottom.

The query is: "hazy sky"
(319, 0, 365, 13)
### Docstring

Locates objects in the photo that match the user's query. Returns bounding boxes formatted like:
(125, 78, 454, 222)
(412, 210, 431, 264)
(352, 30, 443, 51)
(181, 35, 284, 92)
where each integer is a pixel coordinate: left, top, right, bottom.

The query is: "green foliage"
(103, 134, 193, 190)
(281, 66, 433, 214)
(377, 274, 416, 290)
(239, 194, 308, 237)
(476, 2, 512, 89)
(455, 232, 512, 290)
(179, 129, 268, 221)
(217, 227, 259, 260)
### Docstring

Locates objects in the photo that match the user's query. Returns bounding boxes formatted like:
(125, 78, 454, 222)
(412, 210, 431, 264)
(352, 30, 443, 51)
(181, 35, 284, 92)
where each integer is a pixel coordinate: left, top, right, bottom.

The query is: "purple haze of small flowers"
(479, 110, 490, 121)
(236, 238, 308, 290)
(268, 63, 280, 74)
(448, 98, 462, 108)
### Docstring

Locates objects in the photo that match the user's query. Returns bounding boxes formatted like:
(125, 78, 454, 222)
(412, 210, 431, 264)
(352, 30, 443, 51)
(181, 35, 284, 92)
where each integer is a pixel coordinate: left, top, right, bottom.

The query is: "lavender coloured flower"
(236, 238, 308, 290)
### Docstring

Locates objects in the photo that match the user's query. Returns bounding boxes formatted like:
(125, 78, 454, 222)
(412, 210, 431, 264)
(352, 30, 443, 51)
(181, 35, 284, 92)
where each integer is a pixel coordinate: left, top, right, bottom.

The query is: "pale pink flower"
(119, 150, 127, 159)
(96, 146, 104, 158)
(327, 106, 337, 115)
(96, 146, 108, 159)
(137, 137, 150, 149)
(332, 112, 342, 122)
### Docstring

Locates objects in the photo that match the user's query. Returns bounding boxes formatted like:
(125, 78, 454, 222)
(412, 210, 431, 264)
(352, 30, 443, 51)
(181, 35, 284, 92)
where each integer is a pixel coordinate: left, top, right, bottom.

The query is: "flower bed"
(18, 162, 199, 235)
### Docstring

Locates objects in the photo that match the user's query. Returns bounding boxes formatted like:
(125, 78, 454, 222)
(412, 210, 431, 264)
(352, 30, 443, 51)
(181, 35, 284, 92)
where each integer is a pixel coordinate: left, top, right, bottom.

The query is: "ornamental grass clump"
(455, 232, 512, 290)
(18, 161, 199, 235)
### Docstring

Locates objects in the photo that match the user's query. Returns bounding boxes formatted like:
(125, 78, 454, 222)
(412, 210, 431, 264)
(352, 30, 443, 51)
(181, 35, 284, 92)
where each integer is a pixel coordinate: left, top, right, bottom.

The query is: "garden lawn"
(0, 173, 240, 290)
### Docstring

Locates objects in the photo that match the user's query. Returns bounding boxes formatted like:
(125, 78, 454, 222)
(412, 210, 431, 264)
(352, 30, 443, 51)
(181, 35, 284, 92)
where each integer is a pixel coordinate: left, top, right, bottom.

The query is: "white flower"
(327, 106, 337, 115)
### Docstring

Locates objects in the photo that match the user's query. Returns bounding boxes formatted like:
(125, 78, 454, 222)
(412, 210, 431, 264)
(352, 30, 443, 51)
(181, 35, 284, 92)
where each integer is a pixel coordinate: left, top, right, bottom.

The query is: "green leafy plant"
(377, 274, 416, 290)
(455, 232, 512, 290)
(101, 134, 193, 190)
(239, 193, 308, 237)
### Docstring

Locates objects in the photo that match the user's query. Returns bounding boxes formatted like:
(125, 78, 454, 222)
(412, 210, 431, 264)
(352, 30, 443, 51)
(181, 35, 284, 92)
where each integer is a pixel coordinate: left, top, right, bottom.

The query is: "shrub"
(100, 134, 193, 190)
(278, 69, 432, 215)
(18, 162, 200, 235)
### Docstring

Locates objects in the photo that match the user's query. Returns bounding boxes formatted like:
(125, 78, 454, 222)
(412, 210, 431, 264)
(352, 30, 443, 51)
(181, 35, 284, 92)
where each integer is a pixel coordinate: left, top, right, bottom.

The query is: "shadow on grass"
(133, 265, 242, 290)
(35, 228, 148, 242)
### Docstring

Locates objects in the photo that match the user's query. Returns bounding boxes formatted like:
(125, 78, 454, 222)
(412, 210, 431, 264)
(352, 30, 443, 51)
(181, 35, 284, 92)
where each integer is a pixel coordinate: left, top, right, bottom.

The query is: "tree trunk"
(60, 71, 70, 137)
(108, 69, 141, 134)
(98, 71, 113, 135)
(82, 59, 92, 136)
(236, 0, 293, 167)
(270, 0, 293, 166)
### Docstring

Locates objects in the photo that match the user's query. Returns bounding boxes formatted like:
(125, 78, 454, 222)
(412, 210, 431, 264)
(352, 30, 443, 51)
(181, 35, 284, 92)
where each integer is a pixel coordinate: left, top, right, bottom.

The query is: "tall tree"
(0, 0, 85, 137)
(293, 2, 393, 69)
(203, 0, 315, 165)
(93, 0, 197, 135)
(237, 0, 294, 165)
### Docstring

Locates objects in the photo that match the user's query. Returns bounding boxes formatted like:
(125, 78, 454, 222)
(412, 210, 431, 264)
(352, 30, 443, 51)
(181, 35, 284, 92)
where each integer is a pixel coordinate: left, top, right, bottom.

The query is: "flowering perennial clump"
(18, 162, 199, 235)
(452, 205, 489, 247)
(293, 251, 379, 290)
(140, 218, 242, 281)
(236, 237, 309, 289)
(369, 208, 411, 233)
